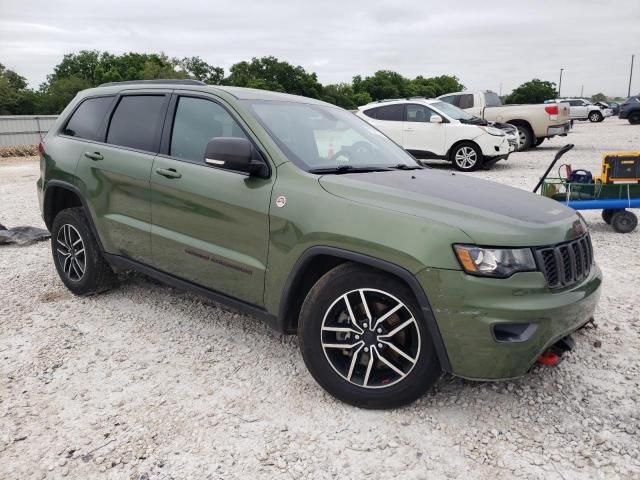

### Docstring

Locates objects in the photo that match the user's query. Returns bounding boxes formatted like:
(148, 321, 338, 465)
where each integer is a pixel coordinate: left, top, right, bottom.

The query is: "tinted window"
(63, 96, 113, 141)
(107, 95, 166, 152)
(439, 95, 459, 107)
(406, 104, 435, 122)
(367, 104, 404, 121)
(170, 97, 247, 162)
(458, 94, 474, 109)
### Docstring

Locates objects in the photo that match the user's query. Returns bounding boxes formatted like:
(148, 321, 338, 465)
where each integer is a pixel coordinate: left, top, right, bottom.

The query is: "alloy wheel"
(454, 146, 478, 169)
(321, 288, 421, 389)
(55, 224, 86, 282)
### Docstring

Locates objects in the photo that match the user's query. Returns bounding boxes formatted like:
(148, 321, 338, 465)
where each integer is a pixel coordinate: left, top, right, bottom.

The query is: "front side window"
(406, 104, 435, 122)
(170, 97, 247, 162)
(244, 100, 417, 171)
(63, 96, 113, 141)
(106, 95, 166, 152)
(458, 94, 474, 109)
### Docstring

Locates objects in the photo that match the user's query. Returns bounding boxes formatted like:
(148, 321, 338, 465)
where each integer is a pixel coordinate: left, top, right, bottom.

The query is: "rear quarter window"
(106, 95, 167, 152)
(62, 96, 114, 141)
(363, 104, 404, 121)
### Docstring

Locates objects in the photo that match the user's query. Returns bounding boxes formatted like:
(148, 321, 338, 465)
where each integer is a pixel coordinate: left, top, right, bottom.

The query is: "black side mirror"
(204, 137, 268, 177)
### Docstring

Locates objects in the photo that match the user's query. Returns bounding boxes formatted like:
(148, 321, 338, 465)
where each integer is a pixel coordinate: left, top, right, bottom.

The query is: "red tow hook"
(537, 351, 560, 366)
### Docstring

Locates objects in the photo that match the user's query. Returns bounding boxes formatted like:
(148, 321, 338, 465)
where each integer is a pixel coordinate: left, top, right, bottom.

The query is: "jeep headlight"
(481, 126, 505, 136)
(453, 245, 536, 277)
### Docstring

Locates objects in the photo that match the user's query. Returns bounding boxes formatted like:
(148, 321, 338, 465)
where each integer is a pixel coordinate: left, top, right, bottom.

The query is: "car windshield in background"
(484, 92, 503, 107)
(243, 100, 419, 173)
(432, 101, 478, 121)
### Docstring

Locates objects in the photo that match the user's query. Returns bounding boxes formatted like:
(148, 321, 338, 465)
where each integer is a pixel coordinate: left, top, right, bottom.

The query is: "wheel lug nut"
(364, 347, 369, 352)
(355, 335, 360, 340)
(377, 343, 383, 348)
(363, 323, 368, 328)
(377, 328, 382, 334)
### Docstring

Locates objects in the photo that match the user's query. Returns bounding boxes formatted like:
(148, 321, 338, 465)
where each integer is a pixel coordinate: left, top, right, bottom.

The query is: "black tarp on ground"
(0, 223, 50, 245)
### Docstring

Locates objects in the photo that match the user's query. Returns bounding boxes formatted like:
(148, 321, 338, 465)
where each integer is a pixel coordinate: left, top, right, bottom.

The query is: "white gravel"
(1, 118, 639, 480)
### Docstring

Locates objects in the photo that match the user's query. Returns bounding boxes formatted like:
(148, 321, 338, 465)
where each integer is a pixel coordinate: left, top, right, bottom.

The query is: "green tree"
(504, 79, 557, 104)
(179, 57, 224, 84)
(353, 70, 412, 101)
(0, 63, 36, 114)
(225, 56, 322, 98)
(590, 92, 607, 102)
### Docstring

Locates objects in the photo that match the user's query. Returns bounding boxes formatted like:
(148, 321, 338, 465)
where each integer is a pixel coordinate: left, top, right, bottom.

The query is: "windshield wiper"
(308, 165, 392, 174)
(391, 163, 423, 170)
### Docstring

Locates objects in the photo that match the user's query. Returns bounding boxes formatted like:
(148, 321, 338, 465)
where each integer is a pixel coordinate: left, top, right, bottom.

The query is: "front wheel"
(450, 142, 482, 171)
(629, 113, 640, 125)
(589, 111, 603, 123)
(611, 210, 638, 233)
(298, 263, 441, 409)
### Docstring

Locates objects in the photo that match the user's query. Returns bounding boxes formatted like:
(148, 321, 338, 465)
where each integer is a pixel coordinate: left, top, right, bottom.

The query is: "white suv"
(547, 99, 611, 122)
(356, 98, 511, 171)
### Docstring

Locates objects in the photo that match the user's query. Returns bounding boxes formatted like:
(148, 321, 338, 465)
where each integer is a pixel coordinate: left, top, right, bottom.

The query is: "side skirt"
(103, 253, 281, 333)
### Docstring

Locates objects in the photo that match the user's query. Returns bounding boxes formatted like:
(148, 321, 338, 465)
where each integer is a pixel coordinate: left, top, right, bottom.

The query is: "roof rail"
(98, 79, 207, 87)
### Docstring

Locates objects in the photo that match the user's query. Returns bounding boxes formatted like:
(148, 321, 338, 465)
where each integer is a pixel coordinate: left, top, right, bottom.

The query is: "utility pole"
(499, 82, 502, 97)
(629, 54, 635, 97)
(580, 85, 584, 98)
(558, 68, 564, 98)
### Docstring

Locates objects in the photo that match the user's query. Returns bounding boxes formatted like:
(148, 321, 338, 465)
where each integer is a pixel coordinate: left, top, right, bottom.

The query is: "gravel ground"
(1, 118, 639, 480)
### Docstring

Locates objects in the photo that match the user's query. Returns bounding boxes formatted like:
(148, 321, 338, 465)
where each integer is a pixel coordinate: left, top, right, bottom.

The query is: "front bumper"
(479, 135, 510, 161)
(416, 263, 602, 380)
(547, 122, 572, 137)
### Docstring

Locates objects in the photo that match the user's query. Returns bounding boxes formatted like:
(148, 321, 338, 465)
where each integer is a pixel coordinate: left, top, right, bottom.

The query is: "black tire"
(610, 210, 637, 233)
(449, 142, 483, 172)
(602, 209, 622, 225)
(515, 124, 534, 150)
(629, 113, 640, 125)
(51, 207, 117, 295)
(589, 111, 603, 123)
(534, 137, 545, 147)
(298, 263, 441, 409)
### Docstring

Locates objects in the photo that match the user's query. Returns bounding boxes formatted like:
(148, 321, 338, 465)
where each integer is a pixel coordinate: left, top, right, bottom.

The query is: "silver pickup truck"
(438, 90, 571, 150)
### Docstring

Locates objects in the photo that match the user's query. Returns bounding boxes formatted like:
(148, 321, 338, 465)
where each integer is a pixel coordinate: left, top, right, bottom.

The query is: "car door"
(570, 100, 587, 119)
(360, 104, 404, 144)
(150, 93, 273, 306)
(402, 104, 446, 157)
(74, 92, 169, 265)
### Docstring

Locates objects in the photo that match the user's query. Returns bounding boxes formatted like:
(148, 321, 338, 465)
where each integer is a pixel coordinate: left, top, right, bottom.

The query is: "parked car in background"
(606, 102, 620, 115)
(37, 80, 602, 409)
(619, 96, 640, 124)
(437, 90, 571, 150)
(547, 99, 609, 122)
(356, 98, 511, 171)
(595, 101, 618, 116)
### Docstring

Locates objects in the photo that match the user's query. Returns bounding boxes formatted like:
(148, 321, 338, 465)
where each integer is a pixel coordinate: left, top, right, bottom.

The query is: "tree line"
(0, 50, 614, 116)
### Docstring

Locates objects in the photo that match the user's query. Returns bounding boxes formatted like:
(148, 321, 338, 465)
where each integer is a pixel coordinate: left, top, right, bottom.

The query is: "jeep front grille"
(534, 235, 593, 290)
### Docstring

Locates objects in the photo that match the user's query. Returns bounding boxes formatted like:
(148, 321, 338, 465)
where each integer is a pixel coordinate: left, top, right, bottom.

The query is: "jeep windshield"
(243, 100, 420, 173)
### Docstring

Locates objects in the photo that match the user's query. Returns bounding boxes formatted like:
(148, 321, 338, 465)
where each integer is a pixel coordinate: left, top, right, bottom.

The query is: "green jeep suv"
(37, 80, 602, 409)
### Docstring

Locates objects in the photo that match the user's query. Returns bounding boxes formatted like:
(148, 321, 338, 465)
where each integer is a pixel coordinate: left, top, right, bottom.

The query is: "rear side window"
(364, 104, 404, 121)
(107, 95, 166, 152)
(484, 92, 502, 107)
(63, 96, 113, 141)
(458, 94, 474, 109)
(170, 97, 247, 162)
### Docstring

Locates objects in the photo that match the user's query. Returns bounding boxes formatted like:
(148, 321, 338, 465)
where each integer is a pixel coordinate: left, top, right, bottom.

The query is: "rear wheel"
(534, 137, 545, 147)
(298, 263, 441, 409)
(629, 113, 640, 125)
(515, 124, 534, 150)
(51, 207, 117, 295)
(450, 142, 482, 171)
(611, 210, 637, 233)
(589, 111, 603, 123)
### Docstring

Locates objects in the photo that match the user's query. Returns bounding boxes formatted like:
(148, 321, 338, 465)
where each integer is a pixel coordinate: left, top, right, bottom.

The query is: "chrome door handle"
(84, 152, 103, 161)
(156, 168, 182, 179)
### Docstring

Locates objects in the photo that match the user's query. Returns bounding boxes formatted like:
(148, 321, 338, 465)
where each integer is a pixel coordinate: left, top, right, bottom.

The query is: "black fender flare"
(278, 246, 452, 372)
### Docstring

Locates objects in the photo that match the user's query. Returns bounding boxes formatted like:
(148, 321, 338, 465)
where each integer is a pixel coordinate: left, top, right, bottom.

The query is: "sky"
(1, 0, 639, 98)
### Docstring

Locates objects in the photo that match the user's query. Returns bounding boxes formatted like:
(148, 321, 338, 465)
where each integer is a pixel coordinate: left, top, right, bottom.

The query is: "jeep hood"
(319, 169, 583, 246)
